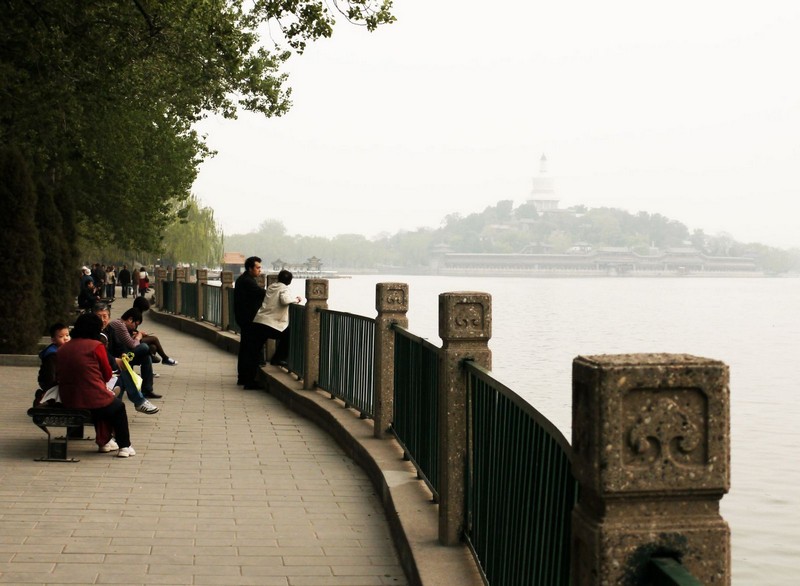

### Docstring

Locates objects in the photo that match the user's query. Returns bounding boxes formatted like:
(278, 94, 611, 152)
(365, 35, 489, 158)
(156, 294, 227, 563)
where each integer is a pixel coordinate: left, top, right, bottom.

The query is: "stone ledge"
(148, 308, 483, 586)
(0, 354, 39, 366)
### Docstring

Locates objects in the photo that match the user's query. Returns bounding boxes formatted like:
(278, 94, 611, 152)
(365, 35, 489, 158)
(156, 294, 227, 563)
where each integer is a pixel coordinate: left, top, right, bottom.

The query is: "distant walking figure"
(137, 267, 149, 297)
(118, 265, 132, 298)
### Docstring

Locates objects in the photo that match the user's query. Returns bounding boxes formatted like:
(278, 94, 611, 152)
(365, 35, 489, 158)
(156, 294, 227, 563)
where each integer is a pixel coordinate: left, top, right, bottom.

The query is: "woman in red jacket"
(57, 313, 135, 457)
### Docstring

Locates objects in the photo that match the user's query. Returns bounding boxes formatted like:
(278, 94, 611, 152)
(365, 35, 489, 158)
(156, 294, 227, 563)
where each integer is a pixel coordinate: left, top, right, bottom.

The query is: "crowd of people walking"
(77, 263, 154, 308)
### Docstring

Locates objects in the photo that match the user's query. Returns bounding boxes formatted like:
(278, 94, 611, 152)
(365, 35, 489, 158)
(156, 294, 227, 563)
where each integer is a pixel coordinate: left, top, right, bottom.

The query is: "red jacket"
(57, 338, 115, 409)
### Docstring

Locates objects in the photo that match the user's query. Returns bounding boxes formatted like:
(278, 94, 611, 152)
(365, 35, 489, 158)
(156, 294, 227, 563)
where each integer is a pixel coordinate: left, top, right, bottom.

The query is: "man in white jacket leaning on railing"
(251, 270, 302, 368)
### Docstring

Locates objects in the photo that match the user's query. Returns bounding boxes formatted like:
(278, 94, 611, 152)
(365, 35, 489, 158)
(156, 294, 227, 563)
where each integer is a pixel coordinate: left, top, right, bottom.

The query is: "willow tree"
(161, 197, 224, 268)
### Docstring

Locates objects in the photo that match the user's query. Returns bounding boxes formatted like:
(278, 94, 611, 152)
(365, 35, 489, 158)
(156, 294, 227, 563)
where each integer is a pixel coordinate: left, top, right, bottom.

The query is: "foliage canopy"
(1, 0, 394, 252)
(0, 0, 394, 348)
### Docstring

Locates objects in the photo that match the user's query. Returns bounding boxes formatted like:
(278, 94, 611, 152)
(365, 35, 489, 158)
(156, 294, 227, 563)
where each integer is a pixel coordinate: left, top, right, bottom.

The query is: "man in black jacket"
(234, 256, 266, 389)
(118, 265, 132, 298)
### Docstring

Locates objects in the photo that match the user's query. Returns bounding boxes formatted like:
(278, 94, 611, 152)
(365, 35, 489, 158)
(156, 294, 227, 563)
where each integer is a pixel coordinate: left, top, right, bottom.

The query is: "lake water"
(299, 274, 799, 585)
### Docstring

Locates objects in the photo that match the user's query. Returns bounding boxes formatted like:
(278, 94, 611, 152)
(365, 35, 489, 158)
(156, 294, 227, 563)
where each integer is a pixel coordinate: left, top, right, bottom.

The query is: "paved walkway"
(0, 301, 408, 585)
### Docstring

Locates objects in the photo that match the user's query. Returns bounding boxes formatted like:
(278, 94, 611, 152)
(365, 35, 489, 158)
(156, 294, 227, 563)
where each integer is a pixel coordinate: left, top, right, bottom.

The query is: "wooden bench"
(27, 407, 92, 462)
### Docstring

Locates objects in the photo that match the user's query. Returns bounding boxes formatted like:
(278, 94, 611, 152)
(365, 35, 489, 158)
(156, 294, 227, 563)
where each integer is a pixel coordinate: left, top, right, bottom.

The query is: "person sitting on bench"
(34, 322, 70, 407)
(93, 303, 158, 415)
(57, 313, 136, 457)
(104, 308, 161, 400)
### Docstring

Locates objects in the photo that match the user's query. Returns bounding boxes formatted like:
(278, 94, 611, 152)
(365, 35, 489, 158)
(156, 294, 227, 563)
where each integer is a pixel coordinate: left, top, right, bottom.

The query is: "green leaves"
(2, 0, 394, 256)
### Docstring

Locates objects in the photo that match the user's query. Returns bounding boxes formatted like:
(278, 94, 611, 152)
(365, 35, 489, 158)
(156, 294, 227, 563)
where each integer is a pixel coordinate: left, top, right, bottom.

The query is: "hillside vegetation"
(225, 201, 799, 274)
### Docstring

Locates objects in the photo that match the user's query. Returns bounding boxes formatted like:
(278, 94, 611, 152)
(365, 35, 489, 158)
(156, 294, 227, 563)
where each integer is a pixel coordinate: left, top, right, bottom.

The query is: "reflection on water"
(311, 274, 800, 585)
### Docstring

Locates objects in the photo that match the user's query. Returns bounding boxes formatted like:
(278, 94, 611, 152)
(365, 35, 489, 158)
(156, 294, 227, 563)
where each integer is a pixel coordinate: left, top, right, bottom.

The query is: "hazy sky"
(192, 1, 800, 249)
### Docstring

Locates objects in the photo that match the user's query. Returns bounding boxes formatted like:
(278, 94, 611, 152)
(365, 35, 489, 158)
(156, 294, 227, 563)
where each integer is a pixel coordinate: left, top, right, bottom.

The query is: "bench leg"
(33, 426, 81, 462)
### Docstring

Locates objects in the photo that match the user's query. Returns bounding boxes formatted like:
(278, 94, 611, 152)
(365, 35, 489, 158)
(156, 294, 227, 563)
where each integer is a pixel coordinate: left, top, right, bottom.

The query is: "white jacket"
(252, 283, 298, 331)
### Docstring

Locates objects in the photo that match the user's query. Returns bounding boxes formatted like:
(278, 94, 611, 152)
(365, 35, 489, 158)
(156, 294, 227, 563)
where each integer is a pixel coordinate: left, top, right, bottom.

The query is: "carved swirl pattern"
(453, 302, 484, 332)
(626, 395, 703, 466)
(308, 281, 328, 299)
(385, 289, 406, 306)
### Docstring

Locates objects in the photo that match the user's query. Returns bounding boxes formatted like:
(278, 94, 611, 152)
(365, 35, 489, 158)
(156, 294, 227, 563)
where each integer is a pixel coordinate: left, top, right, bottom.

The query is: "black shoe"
(243, 382, 265, 390)
(269, 359, 288, 367)
(143, 392, 162, 399)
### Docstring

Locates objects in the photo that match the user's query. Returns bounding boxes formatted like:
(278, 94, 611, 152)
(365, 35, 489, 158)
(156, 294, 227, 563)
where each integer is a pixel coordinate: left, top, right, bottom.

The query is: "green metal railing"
(647, 557, 704, 585)
(464, 361, 577, 586)
(318, 309, 375, 418)
(202, 283, 223, 327)
(161, 280, 175, 313)
(286, 303, 306, 379)
(180, 282, 198, 317)
(391, 325, 440, 499)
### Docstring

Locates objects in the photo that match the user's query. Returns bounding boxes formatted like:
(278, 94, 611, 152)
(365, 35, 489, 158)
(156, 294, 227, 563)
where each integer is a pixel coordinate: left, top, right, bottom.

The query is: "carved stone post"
(571, 354, 731, 585)
(174, 267, 186, 315)
(196, 269, 208, 321)
(155, 268, 167, 308)
(373, 283, 409, 439)
(303, 279, 328, 390)
(438, 292, 492, 545)
(264, 274, 278, 362)
(221, 271, 233, 331)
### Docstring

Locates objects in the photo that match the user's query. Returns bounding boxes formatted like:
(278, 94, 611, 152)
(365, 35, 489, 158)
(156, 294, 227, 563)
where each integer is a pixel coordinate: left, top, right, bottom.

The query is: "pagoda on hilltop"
(527, 153, 559, 214)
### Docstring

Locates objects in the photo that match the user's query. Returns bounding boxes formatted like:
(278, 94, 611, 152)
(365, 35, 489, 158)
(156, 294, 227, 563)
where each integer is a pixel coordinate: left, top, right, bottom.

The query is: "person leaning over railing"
(251, 269, 302, 369)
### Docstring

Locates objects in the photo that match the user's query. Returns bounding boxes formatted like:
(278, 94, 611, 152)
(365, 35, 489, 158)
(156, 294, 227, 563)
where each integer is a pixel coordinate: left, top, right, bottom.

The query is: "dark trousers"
(121, 283, 129, 298)
(237, 323, 261, 384)
(129, 343, 154, 394)
(91, 398, 131, 448)
(252, 323, 290, 364)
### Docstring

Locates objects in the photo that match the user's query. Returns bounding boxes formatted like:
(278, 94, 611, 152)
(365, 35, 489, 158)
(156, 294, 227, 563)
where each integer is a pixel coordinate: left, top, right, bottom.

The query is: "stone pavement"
(0, 301, 408, 585)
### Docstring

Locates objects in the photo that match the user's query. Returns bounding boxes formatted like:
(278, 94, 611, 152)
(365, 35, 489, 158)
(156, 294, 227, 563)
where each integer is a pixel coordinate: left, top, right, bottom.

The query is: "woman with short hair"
(57, 313, 136, 457)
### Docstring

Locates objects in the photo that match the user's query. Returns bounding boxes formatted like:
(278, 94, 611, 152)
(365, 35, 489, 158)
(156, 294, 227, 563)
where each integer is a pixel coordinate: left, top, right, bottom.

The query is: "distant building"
(527, 153, 560, 213)
(436, 247, 759, 276)
(270, 257, 324, 273)
(223, 252, 246, 274)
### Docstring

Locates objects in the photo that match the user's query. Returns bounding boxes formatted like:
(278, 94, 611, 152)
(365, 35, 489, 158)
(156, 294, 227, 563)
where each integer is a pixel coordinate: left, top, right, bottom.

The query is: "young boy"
(34, 323, 71, 406)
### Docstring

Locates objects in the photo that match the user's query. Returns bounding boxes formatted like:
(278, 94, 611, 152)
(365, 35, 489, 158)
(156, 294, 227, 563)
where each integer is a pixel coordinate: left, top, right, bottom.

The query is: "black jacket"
(118, 268, 131, 285)
(233, 271, 265, 328)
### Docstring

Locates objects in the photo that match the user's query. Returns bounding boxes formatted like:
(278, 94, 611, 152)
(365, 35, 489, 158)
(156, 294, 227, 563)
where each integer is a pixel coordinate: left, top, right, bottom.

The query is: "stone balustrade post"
(302, 279, 328, 390)
(196, 269, 208, 321)
(155, 268, 167, 308)
(174, 267, 186, 315)
(373, 283, 409, 439)
(438, 291, 492, 545)
(221, 271, 233, 331)
(264, 274, 278, 362)
(571, 354, 731, 585)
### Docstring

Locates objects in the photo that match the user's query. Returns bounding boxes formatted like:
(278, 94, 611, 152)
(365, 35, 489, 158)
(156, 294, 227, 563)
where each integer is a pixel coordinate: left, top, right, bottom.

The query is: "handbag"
(121, 352, 143, 392)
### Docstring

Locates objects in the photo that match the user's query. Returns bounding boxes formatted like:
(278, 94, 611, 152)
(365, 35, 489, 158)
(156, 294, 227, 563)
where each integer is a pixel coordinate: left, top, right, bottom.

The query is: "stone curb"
(0, 354, 39, 366)
(148, 308, 483, 586)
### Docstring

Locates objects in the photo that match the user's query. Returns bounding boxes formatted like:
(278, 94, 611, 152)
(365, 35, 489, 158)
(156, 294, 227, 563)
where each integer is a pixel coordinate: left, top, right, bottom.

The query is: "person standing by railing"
(251, 269, 302, 368)
(234, 256, 266, 389)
